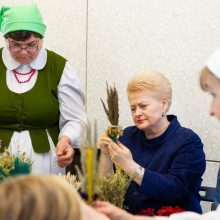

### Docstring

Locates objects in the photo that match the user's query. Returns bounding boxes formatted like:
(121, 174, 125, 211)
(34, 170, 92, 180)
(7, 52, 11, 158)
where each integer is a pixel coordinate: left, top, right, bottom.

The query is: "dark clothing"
(119, 115, 206, 214)
(214, 166, 220, 208)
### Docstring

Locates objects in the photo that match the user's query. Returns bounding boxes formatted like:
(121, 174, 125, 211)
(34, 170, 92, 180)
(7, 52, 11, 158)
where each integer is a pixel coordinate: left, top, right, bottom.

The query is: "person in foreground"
(0, 175, 109, 220)
(94, 48, 220, 219)
(0, 3, 87, 174)
(98, 70, 206, 214)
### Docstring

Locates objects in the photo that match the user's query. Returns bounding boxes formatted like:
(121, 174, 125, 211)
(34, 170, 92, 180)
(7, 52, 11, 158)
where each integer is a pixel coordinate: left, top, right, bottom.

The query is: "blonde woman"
(94, 49, 220, 220)
(0, 175, 109, 220)
(98, 70, 205, 214)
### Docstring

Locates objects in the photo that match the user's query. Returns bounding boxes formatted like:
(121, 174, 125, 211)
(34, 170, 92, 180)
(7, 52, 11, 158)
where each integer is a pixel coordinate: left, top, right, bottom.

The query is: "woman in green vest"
(0, 3, 87, 174)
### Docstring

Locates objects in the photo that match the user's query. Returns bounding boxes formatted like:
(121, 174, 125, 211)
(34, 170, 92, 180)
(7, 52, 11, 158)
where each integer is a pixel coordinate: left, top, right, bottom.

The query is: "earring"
(162, 112, 166, 117)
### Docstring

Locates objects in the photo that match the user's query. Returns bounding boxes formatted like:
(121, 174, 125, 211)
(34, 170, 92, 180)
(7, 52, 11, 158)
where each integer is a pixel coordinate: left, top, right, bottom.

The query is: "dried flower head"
(106, 125, 123, 142)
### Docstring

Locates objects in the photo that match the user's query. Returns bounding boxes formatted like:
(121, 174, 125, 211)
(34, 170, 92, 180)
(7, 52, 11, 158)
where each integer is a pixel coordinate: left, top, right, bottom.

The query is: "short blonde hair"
(127, 70, 172, 109)
(200, 66, 220, 91)
(0, 175, 82, 220)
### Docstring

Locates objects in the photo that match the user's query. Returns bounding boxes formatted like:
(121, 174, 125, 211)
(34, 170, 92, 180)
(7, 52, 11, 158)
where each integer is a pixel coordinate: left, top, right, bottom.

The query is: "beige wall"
(1, 0, 220, 208)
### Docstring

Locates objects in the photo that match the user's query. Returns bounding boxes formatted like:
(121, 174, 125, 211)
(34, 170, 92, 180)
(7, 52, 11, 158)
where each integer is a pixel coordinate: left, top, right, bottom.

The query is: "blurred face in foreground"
(205, 73, 220, 120)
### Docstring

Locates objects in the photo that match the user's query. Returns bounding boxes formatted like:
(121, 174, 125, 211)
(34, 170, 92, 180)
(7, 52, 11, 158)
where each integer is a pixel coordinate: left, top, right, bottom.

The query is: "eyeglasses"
(8, 40, 39, 53)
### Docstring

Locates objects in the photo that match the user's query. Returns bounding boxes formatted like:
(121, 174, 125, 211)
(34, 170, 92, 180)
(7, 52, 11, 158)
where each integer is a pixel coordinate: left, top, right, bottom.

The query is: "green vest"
(0, 49, 66, 153)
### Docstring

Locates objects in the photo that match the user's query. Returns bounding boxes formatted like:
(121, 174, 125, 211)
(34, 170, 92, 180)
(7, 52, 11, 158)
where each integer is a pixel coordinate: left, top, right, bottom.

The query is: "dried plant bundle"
(101, 82, 119, 125)
(96, 170, 130, 208)
(101, 82, 123, 142)
(0, 150, 32, 180)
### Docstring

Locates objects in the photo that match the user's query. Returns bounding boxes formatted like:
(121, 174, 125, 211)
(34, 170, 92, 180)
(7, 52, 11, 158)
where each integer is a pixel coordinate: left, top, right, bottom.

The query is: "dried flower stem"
(76, 121, 98, 204)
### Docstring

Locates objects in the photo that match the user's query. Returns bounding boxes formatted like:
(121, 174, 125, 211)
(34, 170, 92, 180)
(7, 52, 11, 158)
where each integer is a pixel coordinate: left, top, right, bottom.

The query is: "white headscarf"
(207, 47, 220, 79)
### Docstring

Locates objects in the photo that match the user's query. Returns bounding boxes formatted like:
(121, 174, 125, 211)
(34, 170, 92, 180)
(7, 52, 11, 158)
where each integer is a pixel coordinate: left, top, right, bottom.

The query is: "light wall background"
(1, 0, 220, 209)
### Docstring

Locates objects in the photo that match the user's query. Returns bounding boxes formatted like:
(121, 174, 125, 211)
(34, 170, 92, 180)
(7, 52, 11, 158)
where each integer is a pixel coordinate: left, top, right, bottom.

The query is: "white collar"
(2, 46, 47, 70)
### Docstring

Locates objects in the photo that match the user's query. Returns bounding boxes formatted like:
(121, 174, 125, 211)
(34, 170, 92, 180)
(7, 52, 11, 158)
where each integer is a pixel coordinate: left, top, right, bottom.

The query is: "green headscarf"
(0, 3, 46, 37)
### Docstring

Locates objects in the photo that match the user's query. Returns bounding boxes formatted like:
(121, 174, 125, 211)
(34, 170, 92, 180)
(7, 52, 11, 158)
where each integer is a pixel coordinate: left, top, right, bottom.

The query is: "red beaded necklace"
(13, 69, 36, 84)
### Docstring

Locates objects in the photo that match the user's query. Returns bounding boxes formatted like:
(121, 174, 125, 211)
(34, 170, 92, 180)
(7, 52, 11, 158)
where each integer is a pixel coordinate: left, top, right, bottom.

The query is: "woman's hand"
(109, 140, 144, 185)
(97, 133, 113, 175)
(56, 136, 74, 167)
(93, 201, 133, 220)
(93, 201, 154, 220)
(82, 203, 110, 220)
(97, 133, 112, 155)
(108, 140, 134, 172)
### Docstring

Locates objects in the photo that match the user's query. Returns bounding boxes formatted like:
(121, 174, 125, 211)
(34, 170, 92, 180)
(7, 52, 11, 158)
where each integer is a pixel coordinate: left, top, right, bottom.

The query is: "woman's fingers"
(97, 134, 112, 148)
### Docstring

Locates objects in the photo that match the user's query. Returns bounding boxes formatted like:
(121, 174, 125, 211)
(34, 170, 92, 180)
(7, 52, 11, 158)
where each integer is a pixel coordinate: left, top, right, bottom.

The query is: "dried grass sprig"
(101, 82, 119, 125)
(56, 172, 81, 191)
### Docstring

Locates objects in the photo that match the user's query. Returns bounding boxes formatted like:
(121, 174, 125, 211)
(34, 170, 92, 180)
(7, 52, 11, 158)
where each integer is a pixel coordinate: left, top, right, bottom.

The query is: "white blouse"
(1, 46, 87, 174)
